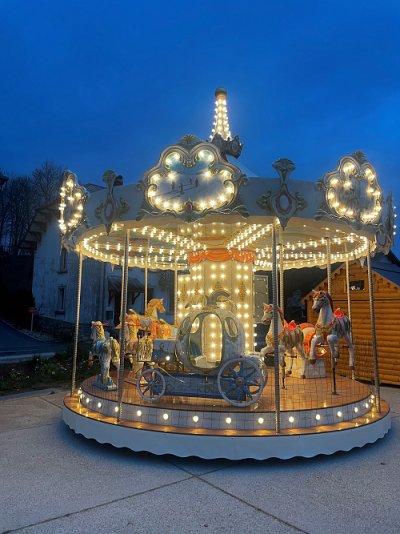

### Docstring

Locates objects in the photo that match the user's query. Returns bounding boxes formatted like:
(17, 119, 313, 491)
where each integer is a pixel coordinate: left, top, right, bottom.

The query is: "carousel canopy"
(58, 89, 396, 271)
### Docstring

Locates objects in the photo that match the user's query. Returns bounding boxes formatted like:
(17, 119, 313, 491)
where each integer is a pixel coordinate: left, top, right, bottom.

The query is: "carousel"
(62, 88, 393, 460)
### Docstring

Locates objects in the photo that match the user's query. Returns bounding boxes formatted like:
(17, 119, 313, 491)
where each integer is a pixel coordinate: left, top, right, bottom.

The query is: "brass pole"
(174, 260, 178, 326)
(367, 243, 381, 413)
(272, 222, 281, 432)
(279, 243, 284, 316)
(326, 237, 332, 295)
(326, 237, 337, 394)
(345, 247, 355, 380)
(344, 250, 352, 324)
(71, 250, 83, 395)
(118, 252, 126, 345)
(117, 230, 130, 421)
(144, 237, 149, 311)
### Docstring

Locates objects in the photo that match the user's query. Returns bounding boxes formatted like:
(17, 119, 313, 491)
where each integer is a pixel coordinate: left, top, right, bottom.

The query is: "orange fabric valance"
(189, 249, 255, 264)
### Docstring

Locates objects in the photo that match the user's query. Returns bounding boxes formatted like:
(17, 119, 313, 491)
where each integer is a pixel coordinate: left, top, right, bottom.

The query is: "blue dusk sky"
(1, 0, 399, 250)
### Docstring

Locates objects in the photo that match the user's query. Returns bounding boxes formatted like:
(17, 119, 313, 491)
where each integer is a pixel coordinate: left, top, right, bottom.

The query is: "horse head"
(261, 303, 273, 324)
(261, 303, 285, 325)
(91, 321, 105, 341)
(312, 290, 333, 312)
(148, 298, 166, 314)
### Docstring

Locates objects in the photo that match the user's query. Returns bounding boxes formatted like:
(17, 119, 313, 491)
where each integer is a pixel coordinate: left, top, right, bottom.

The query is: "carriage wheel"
(217, 358, 264, 407)
(137, 369, 166, 401)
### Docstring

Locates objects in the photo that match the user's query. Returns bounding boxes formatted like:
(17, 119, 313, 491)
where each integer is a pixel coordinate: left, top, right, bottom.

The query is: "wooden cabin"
(303, 252, 400, 386)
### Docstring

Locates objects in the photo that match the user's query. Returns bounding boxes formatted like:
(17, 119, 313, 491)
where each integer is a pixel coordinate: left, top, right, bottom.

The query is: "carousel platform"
(63, 371, 391, 460)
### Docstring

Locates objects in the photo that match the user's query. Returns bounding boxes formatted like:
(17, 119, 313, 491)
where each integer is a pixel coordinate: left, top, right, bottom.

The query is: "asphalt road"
(0, 320, 66, 359)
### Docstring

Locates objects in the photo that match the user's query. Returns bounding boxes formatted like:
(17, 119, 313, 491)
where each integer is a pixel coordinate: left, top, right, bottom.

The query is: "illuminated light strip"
(254, 236, 369, 269)
(227, 224, 271, 251)
(82, 225, 206, 261)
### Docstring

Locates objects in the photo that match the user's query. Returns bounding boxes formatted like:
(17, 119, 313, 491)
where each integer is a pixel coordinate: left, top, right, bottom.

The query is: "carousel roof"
(58, 89, 396, 271)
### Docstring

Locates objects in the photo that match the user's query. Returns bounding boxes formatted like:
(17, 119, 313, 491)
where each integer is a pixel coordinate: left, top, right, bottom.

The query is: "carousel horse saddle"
(286, 320, 298, 332)
(334, 308, 345, 319)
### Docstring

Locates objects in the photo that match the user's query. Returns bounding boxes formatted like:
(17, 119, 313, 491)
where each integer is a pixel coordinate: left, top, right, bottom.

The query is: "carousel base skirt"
(63, 374, 391, 460)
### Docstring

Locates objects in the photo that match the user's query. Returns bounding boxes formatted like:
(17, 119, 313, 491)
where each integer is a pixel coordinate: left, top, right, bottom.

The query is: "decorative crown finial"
(210, 87, 232, 141)
(215, 87, 227, 98)
(210, 88, 243, 159)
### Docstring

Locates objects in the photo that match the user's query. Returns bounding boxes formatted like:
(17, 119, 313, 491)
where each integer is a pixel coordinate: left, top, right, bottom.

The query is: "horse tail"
(111, 337, 120, 356)
(343, 316, 352, 337)
(296, 327, 304, 345)
(333, 316, 351, 338)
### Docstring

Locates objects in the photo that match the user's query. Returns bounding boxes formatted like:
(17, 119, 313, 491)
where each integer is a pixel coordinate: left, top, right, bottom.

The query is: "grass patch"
(0, 342, 98, 395)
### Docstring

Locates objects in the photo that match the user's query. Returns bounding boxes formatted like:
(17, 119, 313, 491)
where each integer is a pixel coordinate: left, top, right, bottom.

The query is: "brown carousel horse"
(126, 298, 173, 339)
(117, 298, 174, 375)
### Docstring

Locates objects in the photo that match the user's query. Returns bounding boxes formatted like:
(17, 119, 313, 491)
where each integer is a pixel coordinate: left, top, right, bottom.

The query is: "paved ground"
(0, 320, 66, 361)
(0, 386, 399, 533)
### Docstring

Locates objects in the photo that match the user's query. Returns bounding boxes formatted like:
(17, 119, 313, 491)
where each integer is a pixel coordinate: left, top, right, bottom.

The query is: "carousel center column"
(177, 249, 255, 358)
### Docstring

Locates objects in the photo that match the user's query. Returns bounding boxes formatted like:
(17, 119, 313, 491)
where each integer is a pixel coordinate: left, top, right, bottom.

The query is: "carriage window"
(350, 280, 364, 291)
(190, 318, 200, 334)
(224, 317, 238, 339)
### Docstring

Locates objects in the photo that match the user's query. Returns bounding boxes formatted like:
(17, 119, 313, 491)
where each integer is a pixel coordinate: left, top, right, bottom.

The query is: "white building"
(21, 185, 175, 338)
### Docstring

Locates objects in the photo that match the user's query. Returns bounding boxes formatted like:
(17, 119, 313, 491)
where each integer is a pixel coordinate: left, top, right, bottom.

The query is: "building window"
(59, 247, 68, 272)
(56, 286, 66, 313)
(350, 280, 365, 291)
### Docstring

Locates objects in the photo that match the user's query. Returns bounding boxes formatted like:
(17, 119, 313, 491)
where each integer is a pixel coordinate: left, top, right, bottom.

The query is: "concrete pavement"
(0, 386, 399, 534)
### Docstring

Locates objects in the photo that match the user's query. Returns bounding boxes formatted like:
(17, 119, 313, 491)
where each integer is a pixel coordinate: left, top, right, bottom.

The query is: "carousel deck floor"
(80, 370, 372, 413)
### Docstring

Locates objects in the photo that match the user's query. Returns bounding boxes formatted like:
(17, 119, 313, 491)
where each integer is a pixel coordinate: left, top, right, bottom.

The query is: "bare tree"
(31, 161, 64, 208)
(0, 170, 10, 252)
(1, 161, 64, 254)
(5, 176, 36, 255)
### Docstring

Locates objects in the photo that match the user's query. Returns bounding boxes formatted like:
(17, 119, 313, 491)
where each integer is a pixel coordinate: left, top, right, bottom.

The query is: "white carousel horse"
(309, 290, 354, 376)
(90, 321, 120, 387)
(260, 304, 307, 377)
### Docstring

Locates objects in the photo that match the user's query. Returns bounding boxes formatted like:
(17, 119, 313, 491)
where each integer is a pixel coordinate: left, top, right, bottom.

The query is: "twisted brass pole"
(272, 222, 281, 432)
(71, 251, 83, 395)
(367, 243, 381, 413)
(117, 230, 130, 421)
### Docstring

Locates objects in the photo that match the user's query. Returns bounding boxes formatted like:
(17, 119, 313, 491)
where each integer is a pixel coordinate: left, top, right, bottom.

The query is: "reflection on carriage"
(62, 89, 393, 460)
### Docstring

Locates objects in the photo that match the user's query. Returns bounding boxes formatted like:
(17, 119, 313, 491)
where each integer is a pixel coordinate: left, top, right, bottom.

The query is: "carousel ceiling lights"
(81, 224, 205, 269)
(227, 223, 272, 251)
(80, 220, 372, 270)
(254, 235, 369, 269)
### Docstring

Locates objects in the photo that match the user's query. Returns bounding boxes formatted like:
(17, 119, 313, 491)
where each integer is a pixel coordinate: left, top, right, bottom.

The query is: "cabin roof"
(302, 251, 400, 301)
